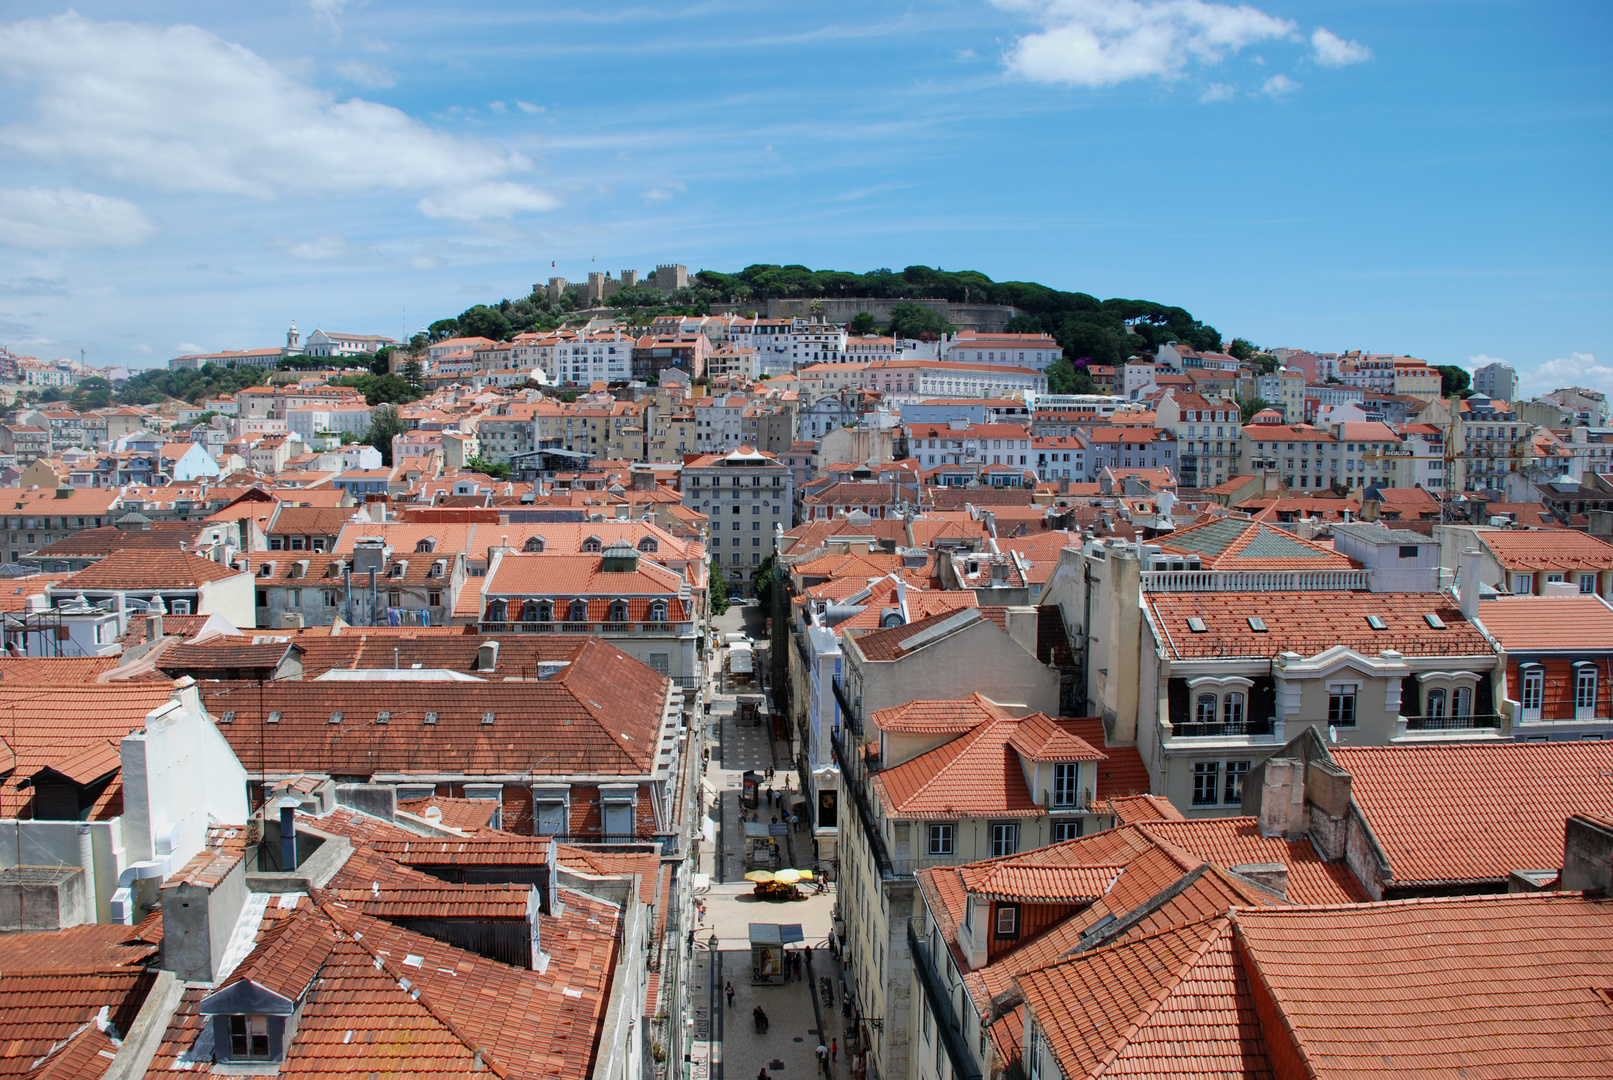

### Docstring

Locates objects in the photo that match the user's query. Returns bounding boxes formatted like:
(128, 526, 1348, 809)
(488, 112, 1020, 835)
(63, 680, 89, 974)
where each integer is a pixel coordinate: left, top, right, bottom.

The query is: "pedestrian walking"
(831, 1038, 839, 1062)
(725, 981, 735, 1008)
(816, 1044, 829, 1075)
(790, 811, 799, 832)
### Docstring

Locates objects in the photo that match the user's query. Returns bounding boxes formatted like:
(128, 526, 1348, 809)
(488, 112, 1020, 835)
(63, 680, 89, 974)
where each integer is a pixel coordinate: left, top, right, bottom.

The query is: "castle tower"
(654, 264, 688, 295)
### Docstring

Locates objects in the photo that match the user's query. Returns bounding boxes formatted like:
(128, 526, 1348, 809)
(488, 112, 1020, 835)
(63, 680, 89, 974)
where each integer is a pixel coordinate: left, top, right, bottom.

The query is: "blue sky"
(0, 1, 1607, 395)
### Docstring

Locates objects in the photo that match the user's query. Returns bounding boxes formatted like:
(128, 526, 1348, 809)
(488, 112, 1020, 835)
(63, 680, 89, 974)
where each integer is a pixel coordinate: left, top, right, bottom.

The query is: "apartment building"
(943, 331, 1061, 370)
(683, 446, 792, 592)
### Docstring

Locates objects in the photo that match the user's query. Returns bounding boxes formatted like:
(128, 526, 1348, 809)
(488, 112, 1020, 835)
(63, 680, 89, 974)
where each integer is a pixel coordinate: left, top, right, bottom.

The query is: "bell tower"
(286, 320, 301, 353)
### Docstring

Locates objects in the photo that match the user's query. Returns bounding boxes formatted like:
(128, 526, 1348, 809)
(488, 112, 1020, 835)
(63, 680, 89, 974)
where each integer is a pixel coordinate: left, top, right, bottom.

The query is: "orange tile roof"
(1474, 595, 1613, 650)
(1234, 892, 1613, 1077)
(956, 862, 1125, 902)
(1058, 718, 1151, 800)
(59, 548, 243, 589)
(0, 970, 158, 1079)
(0, 921, 160, 975)
(484, 552, 686, 598)
(871, 719, 1044, 820)
(872, 693, 1013, 734)
(850, 606, 987, 663)
(0, 656, 119, 683)
(1136, 818, 1368, 905)
(1479, 528, 1613, 571)
(1146, 591, 1491, 660)
(1105, 793, 1185, 823)
(1156, 517, 1359, 570)
(1329, 741, 1613, 887)
(1007, 712, 1106, 762)
(397, 795, 501, 831)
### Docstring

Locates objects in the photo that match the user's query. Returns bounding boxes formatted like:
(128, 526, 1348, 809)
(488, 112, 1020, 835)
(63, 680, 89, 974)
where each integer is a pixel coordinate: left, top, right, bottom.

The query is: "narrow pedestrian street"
(687, 602, 856, 1080)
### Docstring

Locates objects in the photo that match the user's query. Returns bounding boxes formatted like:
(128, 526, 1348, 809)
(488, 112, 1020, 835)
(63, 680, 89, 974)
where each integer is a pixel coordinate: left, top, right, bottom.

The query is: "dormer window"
(389, 561, 407, 579)
(638, 536, 658, 553)
(609, 600, 629, 622)
(415, 537, 436, 553)
(994, 903, 1020, 940)
(582, 536, 602, 553)
(259, 561, 275, 578)
(649, 600, 667, 622)
(486, 599, 507, 622)
(229, 1016, 273, 1061)
(524, 536, 545, 553)
(568, 599, 588, 622)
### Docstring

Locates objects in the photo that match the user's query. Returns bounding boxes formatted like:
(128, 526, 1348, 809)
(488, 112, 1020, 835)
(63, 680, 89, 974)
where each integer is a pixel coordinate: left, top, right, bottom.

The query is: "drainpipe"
(278, 796, 300, 872)
(76, 824, 97, 919)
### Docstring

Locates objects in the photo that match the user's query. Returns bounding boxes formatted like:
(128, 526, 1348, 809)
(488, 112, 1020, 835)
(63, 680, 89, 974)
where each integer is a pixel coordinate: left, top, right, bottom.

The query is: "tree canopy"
(117, 363, 266, 406)
(1436, 364, 1472, 397)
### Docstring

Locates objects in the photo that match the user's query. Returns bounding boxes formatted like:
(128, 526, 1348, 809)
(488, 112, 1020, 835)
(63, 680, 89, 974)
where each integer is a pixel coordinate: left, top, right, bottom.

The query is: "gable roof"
(1479, 528, 1613, 572)
(1329, 741, 1613, 887)
(1156, 517, 1359, 570)
(1146, 591, 1491, 660)
(871, 719, 1043, 820)
(59, 549, 243, 590)
(1473, 595, 1613, 650)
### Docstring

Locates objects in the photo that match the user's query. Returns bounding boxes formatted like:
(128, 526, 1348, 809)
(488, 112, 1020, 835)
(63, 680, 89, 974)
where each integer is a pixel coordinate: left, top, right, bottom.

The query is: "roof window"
(328, 711, 342, 725)
(482, 711, 496, 725)
(267, 711, 281, 724)
(1186, 617, 1208, 633)
(1425, 613, 1447, 629)
(424, 711, 438, 725)
(1247, 616, 1267, 632)
(1366, 615, 1387, 630)
(376, 711, 390, 725)
(219, 711, 236, 724)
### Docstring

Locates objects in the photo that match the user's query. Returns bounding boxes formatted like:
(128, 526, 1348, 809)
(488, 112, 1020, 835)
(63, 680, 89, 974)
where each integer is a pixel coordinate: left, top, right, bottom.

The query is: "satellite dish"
(1329, 725, 1338, 744)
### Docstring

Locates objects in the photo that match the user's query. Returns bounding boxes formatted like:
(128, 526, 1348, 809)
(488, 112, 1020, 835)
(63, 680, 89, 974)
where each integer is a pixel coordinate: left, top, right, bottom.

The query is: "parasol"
(772, 868, 802, 884)
(744, 870, 775, 883)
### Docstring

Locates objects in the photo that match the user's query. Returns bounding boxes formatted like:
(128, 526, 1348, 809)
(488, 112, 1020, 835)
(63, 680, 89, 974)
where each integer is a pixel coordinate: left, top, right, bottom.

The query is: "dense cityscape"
(0, 263, 1609, 1078)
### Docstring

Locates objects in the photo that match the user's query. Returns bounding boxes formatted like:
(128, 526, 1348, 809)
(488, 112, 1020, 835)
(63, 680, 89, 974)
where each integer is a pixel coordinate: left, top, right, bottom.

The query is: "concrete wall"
(201, 571, 258, 629)
(122, 687, 249, 870)
(0, 866, 88, 930)
(1562, 815, 1613, 892)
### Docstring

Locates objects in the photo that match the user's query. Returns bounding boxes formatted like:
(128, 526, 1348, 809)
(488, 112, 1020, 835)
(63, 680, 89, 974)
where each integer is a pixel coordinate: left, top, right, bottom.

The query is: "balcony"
(831, 725, 891, 875)
(1403, 712, 1502, 732)
(1170, 717, 1276, 739)
(907, 919, 984, 1080)
(1142, 569, 1371, 592)
(832, 676, 863, 736)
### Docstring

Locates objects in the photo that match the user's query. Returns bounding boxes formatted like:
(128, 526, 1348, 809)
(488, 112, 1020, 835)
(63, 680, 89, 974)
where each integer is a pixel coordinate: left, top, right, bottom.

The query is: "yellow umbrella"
(795, 869, 815, 880)
(772, 868, 802, 884)
(745, 870, 775, 883)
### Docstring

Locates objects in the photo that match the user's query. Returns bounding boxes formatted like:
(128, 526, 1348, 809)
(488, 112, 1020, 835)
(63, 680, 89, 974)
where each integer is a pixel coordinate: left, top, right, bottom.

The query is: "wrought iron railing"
(1404, 712, 1502, 731)
(907, 919, 983, 1080)
(1170, 717, 1276, 738)
(831, 725, 892, 875)
(832, 677, 863, 736)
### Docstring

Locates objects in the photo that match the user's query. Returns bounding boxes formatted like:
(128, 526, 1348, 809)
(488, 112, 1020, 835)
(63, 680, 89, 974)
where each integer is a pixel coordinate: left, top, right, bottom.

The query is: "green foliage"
(276, 353, 373, 372)
(709, 557, 729, 617)
(70, 377, 114, 410)
(1238, 396, 1273, 424)
(1046, 359, 1095, 395)
(848, 311, 876, 335)
(331, 373, 421, 407)
(191, 411, 220, 427)
(609, 285, 669, 309)
(457, 305, 513, 342)
(364, 404, 407, 466)
(753, 552, 777, 602)
(1251, 352, 1280, 376)
(400, 358, 425, 393)
(1436, 364, 1472, 397)
(464, 455, 511, 480)
(886, 301, 955, 340)
(560, 390, 578, 403)
(117, 363, 267, 406)
(1002, 313, 1045, 334)
(1227, 338, 1257, 362)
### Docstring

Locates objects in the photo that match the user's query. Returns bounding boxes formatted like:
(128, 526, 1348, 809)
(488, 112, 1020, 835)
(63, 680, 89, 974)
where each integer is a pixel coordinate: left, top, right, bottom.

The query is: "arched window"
(638, 536, 659, 553)
(1452, 686, 1472, 717)
(486, 599, 507, 622)
(568, 599, 588, 622)
(523, 536, 545, 553)
(1426, 688, 1446, 719)
(522, 600, 540, 622)
(649, 600, 668, 622)
(581, 536, 602, 553)
(609, 600, 629, 622)
(535, 600, 552, 622)
(1195, 695, 1217, 726)
(1222, 692, 1245, 729)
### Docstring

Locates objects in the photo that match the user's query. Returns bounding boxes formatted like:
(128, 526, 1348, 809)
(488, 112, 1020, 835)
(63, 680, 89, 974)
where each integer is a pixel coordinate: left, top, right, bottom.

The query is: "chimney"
(278, 796, 299, 871)
(1255, 757, 1306, 840)
(146, 613, 163, 641)
(477, 640, 500, 672)
(1229, 863, 1288, 899)
(1458, 548, 1482, 620)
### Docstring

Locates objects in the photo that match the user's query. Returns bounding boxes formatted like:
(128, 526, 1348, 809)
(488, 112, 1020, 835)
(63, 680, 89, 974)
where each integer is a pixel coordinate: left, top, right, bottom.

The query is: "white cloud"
(1523, 352, 1613, 397)
(0, 187, 159, 251)
(306, 0, 346, 34)
(489, 101, 507, 113)
(1199, 81, 1234, 102)
(1311, 27, 1371, 67)
(334, 60, 397, 89)
(1261, 73, 1298, 96)
(516, 100, 545, 114)
(176, 342, 204, 355)
(992, 0, 1295, 88)
(130, 344, 151, 355)
(0, 13, 556, 220)
(281, 234, 351, 260)
(956, 48, 978, 60)
(417, 182, 560, 220)
(409, 254, 446, 271)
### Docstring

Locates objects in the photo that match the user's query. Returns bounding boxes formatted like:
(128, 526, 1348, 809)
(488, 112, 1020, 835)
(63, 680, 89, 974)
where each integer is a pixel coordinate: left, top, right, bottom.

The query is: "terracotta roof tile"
(1330, 741, 1613, 887)
(1136, 818, 1369, 905)
(1147, 591, 1491, 660)
(1480, 528, 1613, 572)
(872, 719, 1043, 819)
(1007, 712, 1106, 762)
(871, 693, 1013, 735)
(957, 862, 1125, 902)
(0, 970, 157, 1079)
(59, 548, 243, 589)
(1474, 594, 1613, 650)
(1104, 793, 1186, 824)
(1059, 718, 1151, 800)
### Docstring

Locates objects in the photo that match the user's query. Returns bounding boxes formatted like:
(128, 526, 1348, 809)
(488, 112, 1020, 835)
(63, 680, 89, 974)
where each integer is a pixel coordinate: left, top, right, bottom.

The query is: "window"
(927, 823, 954, 855)
(1521, 667, 1544, 720)
(1328, 685, 1358, 727)
(1452, 686, 1472, 717)
(608, 600, 629, 622)
(1581, 574, 1598, 594)
(1052, 762, 1077, 807)
(1222, 692, 1245, 730)
(990, 822, 1018, 857)
(1195, 694, 1217, 725)
(1224, 760, 1250, 804)
(1426, 688, 1446, 719)
(1576, 665, 1599, 719)
(1052, 819, 1083, 841)
(568, 599, 588, 622)
(228, 1015, 272, 1061)
(523, 536, 545, 553)
(994, 903, 1020, 939)
(1192, 762, 1219, 805)
(1399, 545, 1419, 559)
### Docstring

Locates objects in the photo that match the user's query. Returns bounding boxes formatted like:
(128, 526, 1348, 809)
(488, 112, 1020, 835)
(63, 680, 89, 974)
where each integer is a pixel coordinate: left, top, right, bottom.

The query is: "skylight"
(1247, 617, 1267, 632)
(1187, 617, 1208, 633)
(376, 711, 390, 725)
(424, 711, 438, 725)
(267, 711, 281, 724)
(1425, 613, 1447, 629)
(1366, 615, 1387, 630)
